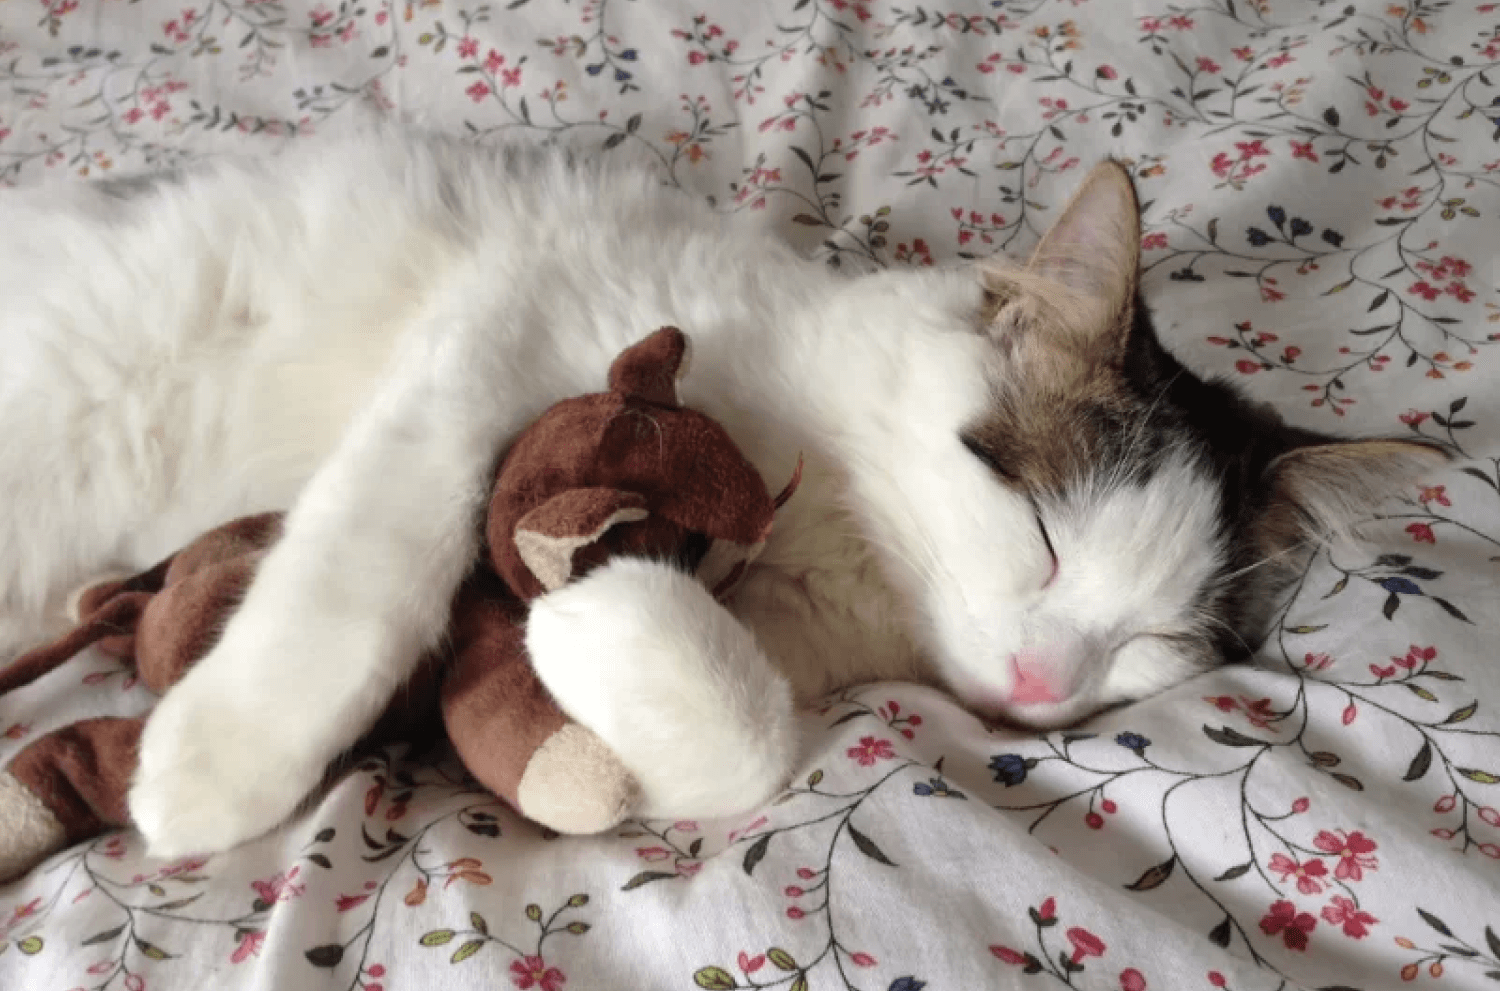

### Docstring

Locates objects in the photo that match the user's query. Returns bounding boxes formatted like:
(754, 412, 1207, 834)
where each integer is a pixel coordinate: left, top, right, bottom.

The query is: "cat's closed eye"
(961, 434, 1014, 481)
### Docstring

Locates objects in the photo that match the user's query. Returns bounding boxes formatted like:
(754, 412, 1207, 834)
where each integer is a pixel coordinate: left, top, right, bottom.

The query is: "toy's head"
(487, 327, 778, 601)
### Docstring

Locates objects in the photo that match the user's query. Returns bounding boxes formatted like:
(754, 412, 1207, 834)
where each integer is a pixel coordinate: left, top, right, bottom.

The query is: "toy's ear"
(514, 488, 650, 592)
(607, 326, 690, 408)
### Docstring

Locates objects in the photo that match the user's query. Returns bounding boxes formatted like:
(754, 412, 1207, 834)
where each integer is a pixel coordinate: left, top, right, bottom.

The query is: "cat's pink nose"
(1010, 652, 1065, 704)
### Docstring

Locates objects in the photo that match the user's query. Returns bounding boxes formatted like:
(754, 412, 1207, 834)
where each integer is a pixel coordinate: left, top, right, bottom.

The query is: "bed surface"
(3, 1, 1499, 989)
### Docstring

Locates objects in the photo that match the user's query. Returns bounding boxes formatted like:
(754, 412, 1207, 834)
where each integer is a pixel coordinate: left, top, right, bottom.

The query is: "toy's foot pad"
(0, 770, 69, 884)
(516, 725, 638, 835)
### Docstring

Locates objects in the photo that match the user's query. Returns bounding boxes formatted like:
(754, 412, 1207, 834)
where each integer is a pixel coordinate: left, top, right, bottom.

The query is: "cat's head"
(842, 161, 1445, 729)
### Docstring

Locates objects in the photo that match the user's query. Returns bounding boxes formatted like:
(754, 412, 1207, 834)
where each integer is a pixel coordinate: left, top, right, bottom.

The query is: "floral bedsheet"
(3, 0, 1500, 989)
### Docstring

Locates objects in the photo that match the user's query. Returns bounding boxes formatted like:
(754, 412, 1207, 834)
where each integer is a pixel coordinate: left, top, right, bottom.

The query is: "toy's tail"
(0, 591, 153, 698)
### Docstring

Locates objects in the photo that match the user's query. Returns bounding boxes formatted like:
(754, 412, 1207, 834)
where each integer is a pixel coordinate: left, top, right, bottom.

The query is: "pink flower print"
(1445, 281, 1476, 303)
(1141, 232, 1169, 250)
(1399, 410, 1428, 426)
(1204, 695, 1238, 713)
(635, 846, 671, 862)
(501, 67, 523, 89)
(1321, 896, 1377, 938)
(1441, 256, 1472, 278)
(1418, 485, 1449, 506)
(739, 952, 766, 973)
(1260, 900, 1316, 951)
(1266, 52, 1294, 67)
(1303, 652, 1332, 671)
(1196, 57, 1220, 73)
(510, 955, 565, 991)
(1395, 644, 1436, 669)
(1066, 928, 1106, 963)
(1290, 140, 1319, 162)
(8, 897, 41, 923)
(727, 816, 769, 843)
(1239, 697, 1276, 729)
(1313, 830, 1378, 880)
(846, 736, 895, 766)
(1120, 969, 1148, 991)
(457, 36, 478, 59)
(335, 893, 370, 912)
(466, 81, 491, 102)
(231, 930, 265, 963)
(251, 866, 304, 905)
(1406, 522, 1435, 544)
(484, 49, 505, 74)
(991, 945, 1027, 965)
(158, 856, 207, 877)
(1269, 852, 1328, 894)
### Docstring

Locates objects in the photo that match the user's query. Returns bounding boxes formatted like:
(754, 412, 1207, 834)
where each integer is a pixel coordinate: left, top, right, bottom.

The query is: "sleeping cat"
(0, 130, 1441, 858)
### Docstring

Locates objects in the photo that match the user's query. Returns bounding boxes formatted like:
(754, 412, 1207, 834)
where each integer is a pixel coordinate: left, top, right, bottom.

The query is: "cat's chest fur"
(724, 460, 930, 703)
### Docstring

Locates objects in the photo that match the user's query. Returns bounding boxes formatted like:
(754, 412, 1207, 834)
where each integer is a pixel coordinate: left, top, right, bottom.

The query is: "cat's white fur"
(0, 131, 1221, 856)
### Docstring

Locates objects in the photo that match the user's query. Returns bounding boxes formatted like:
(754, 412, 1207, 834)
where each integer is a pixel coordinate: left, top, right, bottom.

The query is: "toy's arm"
(127, 301, 536, 857)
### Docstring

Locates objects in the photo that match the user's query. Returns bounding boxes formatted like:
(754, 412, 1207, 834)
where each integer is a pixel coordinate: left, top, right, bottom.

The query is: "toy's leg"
(0, 717, 142, 883)
(526, 557, 798, 821)
(440, 575, 638, 834)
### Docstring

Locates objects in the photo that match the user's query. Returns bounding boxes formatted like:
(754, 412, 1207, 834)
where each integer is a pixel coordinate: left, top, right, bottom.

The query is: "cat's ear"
(1024, 160, 1141, 347)
(1254, 438, 1450, 554)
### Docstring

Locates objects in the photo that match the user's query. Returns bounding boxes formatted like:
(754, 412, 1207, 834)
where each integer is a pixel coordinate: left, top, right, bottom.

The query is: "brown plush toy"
(0, 327, 789, 883)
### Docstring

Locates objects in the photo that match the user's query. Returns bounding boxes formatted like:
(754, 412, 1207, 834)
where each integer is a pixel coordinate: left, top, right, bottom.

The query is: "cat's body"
(0, 130, 1440, 859)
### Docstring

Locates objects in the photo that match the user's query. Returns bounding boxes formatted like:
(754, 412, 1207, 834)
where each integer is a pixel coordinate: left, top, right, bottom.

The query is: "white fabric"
(3, 1, 1499, 989)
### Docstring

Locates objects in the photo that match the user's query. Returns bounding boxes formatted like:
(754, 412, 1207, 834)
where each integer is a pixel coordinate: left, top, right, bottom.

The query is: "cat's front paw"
(129, 679, 314, 858)
(128, 631, 335, 858)
(526, 557, 798, 821)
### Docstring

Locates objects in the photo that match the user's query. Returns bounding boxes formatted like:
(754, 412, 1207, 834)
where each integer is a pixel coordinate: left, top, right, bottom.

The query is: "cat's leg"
(525, 557, 799, 820)
(128, 304, 533, 857)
